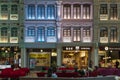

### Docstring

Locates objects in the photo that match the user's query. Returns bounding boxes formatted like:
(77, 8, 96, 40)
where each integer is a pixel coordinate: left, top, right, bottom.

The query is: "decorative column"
(81, 27, 83, 42)
(108, 27, 110, 43)
(21, 47, 27, 67)
(45, 4, 47, 19)
(93, 43, 99, 67)
(90, 4, 93, 19)
(25, 5, 27, 19)
(56, 1, 62, 21)
(71, 4, 73, 19)
(56, 23, 61, 42)
(56, 1, 62, 42)
(91, 27, 93, 41)
(57, 46, 62, 66)
(81, 4, 83, 19)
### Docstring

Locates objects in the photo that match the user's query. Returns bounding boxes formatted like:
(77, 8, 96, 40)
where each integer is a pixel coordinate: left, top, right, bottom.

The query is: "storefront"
(99, 46, 120, 68)
(27, 48, 57, 69)
(62, 46, 91, 69)
(0, 46, 21, 69)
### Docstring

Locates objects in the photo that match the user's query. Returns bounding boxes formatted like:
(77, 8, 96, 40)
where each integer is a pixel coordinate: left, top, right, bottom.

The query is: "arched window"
(11, 27, 18, 37)
(27, 5, 35, 19)
(100, 27, 108, 37)
(37, 5, 45, 19)
(63, 4, 71, 19)
(37, 27, 45, 42)
(110, 27, 117, 42)
(83, 4, 90, 19)
(47, 5, 55, 19)
(73, 27, 81, 41)
(1, 27, 7, 36)
(47, 27, 55, 36)
(27, 26, 35, 36)
(0, 5, 8, 20)
(73, 4, 81, 19)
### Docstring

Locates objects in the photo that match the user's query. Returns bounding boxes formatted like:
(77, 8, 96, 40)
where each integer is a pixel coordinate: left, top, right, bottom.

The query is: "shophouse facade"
(23, 0, 94, 69)
(0, 0, 120, 70)
(94, 0, 120, 67)
(0, 0, 24, 68)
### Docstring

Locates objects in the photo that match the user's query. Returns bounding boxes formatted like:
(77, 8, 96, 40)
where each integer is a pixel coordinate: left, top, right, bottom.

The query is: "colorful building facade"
(0, 0, 120, 69)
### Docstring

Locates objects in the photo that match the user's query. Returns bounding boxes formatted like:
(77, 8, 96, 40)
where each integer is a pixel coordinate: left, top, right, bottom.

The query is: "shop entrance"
(62, 50, 88, 69)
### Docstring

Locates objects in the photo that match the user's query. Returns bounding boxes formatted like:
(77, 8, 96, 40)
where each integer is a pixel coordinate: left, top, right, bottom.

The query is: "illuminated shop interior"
(62, 46, 90, 69)
(0, 46, 20, 65)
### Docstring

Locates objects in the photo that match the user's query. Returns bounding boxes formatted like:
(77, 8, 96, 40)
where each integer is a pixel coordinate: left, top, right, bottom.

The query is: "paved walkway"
(25, 71, 120, 80)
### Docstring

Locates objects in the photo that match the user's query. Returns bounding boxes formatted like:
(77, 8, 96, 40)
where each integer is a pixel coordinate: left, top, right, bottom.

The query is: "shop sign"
(10, 14, 18, 20)
(10, 37, 18, 43)
(30, 52, 50, 59)
(100, 14, 108, 20)
(100, 37, 108, 43)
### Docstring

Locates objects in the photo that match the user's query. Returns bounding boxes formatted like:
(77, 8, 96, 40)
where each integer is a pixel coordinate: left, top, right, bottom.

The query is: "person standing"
(115, 60, 119, 68)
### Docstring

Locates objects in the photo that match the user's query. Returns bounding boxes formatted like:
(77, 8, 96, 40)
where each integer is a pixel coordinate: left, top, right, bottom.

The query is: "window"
(11, 5, 18, 14)
(73, 28, 81, 41)
(83, 4, 90, 19)
(47, 27, 55, 36)
(63, 4, 71, 19)
(37, 27, 45, 42)
(100, 4, 108, 20)
(100, 28, 108, 37)
(10, 5, 18, 20)
(100, 4, 108, 14)
(83, 27, 90, 37)
(27, 5, 35, 19)
(73, 4, 81, 19)
(1, 27, 7, 36)
(100, 27, 108, 43)
(63, 28, 71, 37)
(110, 28, 117, 42)
(11, 27, 17, 37)
(0, 5, 8, 20)
(110, 4, 117, 20)
(37, 5, 45, 19)
(47, 5, 55, 19)
(27, 27, 35, 36)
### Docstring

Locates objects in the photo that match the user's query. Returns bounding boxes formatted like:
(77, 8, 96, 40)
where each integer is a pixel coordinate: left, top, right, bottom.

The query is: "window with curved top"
(37, 5, 45, 19)
(110, 27, 117, 42)
(11, 27, 17, 37)
(100, 4, 108, 20)
(100, 28, 108, 37)
(110, 4, 117, 20)
(47, 5, 55, 19)
(27, 27, 35, 36)
(63, 4, 71, 19)
(63, 28, 71, 37)
(11, 5, 18, 14)
(83, 27, 90, 37)
(73, 4, 81, 19)
(0, 27, 8, 42)
(37, 27, 45, 42)
(73, 28, 81, 41)
(47, 27, 55, 36)
(83, 4, 90, 19)
(1, 27, 7, 36)
(0, 5, 8, 20)
(27, 5, 35, 19)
